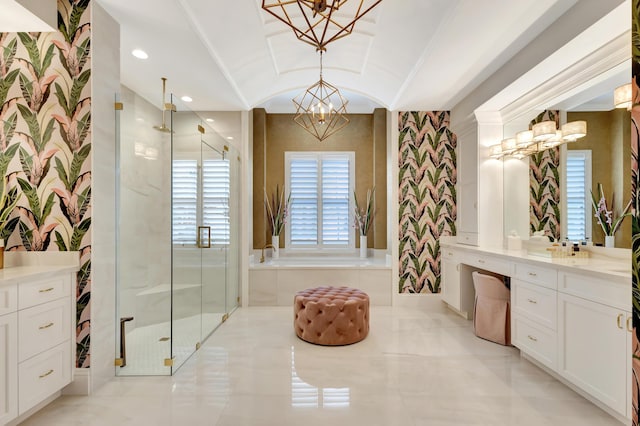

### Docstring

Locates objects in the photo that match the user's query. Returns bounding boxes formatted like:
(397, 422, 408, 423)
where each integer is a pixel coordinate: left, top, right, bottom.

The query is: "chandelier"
(261, 0, 382, 51)
(293, 51, 349, 141)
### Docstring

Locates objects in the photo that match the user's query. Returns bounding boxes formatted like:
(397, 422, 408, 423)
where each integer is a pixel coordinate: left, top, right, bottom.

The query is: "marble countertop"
(0, 264, 79, 284)
(441, 240, 631, 283)
(0, 251, 79, 284)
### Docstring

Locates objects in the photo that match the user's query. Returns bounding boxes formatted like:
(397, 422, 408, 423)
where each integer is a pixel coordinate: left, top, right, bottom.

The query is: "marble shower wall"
(398, 111, 457, 294)
(0, 0, 92, 367)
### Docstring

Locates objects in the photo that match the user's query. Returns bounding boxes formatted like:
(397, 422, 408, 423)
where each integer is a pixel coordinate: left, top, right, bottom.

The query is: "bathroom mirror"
(502, 60, 631, 248)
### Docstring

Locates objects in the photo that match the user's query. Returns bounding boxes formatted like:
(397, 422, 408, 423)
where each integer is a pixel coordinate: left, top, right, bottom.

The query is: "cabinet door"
(0, 313, 17, 424)
(441, 258, 460, 310)
(558, 293, 627, 416)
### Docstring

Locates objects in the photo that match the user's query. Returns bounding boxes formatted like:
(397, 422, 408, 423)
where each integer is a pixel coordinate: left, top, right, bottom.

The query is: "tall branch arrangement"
(264, 185, 291, 236)
(354, 187, 375, 236)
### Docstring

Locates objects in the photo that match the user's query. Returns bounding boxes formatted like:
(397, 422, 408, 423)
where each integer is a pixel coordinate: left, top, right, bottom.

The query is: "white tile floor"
(22, 306, 623, 426)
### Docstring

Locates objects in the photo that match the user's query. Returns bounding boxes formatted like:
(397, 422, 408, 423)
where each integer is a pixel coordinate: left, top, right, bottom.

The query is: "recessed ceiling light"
(206, 118, 214, 122)
(181, 96, 192, 103)
(131, 49, 148, 59)
(226, 136, 234, 140)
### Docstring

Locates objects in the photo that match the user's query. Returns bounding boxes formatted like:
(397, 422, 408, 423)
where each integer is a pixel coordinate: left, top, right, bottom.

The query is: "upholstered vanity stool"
(472, 271, 511, 345)
(294, 286, 370, 345)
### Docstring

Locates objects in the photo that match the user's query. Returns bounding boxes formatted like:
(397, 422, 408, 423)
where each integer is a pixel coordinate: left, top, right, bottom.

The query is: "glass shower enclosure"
(115, 88, 240, 375)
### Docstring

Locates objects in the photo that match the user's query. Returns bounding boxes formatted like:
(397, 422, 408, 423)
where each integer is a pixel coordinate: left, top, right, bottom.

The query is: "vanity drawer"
(18, 341, 71, 415)
(0, 282, 17, 315)
(558, 272, 629, 311)
(18, 274, 70, 310)
(513, 263, 557, 289)
(441, 248, 458, 261)
(512, 279, 557, 330)
(466, 254, 509, 276)
(512, 314, 557, 370)
(18, 298, 70, 362)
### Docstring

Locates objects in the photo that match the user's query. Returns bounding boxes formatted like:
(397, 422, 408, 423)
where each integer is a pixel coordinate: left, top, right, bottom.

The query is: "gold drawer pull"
(39, 369, 54, 379)
(617, 314, 623, 329)
(39, 322, 54, 330)
(448, 252, 453, 256)
(39, 287, 54, 293)
(527, 299, 537, 304)
(528, 272, 537, 277)
(627, 316, 633, 333)
(527, 335, 538, 342)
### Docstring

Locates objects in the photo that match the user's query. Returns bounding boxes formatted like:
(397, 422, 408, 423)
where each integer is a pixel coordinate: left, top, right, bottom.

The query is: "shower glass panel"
(200, 137, 227, 339)
(170, 95, 204, 372)
(115, 88, 172, 376)
(116, 89, 240, 376)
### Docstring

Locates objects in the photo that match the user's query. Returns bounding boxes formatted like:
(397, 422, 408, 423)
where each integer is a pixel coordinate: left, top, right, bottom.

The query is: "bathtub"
(248, 254, 392, 306)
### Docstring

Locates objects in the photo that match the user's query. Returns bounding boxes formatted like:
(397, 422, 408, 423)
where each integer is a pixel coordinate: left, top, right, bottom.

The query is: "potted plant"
(264, 184, 291, 258)
(590, 182, 631, 247)
(353, 187, 375, 258)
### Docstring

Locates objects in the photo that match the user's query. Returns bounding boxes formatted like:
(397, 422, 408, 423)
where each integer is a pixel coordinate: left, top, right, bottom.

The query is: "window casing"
(285, 152, 355, 249)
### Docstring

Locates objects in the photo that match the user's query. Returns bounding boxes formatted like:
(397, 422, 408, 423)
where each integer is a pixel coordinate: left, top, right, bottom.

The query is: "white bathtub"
(248, 254, 392, 306)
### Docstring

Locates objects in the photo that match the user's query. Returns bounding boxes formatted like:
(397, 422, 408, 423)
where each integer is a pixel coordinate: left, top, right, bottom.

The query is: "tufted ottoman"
(294, 286, 369, 346)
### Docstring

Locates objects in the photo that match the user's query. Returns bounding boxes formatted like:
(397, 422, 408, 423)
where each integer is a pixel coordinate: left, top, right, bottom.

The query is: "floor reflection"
(290, 346, 350, 408)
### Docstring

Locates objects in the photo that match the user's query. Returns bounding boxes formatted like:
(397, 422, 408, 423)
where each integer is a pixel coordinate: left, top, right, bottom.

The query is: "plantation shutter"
(322, 158, 350, 245)
(289, 158, 319, 245)
(287, 152, 354, 248)
(566, 150, 591, 241)
(172, 160, 198, 244)
(203, 159, 230, 245)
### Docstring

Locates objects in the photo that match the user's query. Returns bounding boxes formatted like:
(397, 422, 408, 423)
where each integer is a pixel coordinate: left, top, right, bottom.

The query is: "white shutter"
(172, 160, 198, 244)
(566, 150, 592, 241)
(203, 159, 230, 245)
(289, 158, 319, 245)
(322, 158, 350, 245)
(286, 152, 354, 248)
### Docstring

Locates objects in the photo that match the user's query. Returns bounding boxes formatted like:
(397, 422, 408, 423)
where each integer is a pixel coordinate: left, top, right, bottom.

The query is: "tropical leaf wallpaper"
(529, 110, 561, 241)
(398, 111, 457, 294)
(632, 2, 640, 424)
(0, 0, 92, 367)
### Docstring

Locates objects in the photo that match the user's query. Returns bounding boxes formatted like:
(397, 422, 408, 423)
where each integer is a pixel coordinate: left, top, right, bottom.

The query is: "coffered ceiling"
(97, 0, 579, 112)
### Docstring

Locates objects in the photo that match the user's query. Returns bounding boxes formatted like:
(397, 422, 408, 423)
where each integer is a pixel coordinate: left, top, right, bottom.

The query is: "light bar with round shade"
(501, 138, 516, 155)
(532, 120, 557, 141)
(538, 130, 563, 150)
(614, 83, 632, 109)
(489, 144, 503, 158)
(561, 121, 587, 141)
(516, 130, 534, 148)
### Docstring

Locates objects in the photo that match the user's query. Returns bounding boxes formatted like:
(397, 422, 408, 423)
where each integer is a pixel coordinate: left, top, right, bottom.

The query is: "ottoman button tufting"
(293, 286, 370, 345)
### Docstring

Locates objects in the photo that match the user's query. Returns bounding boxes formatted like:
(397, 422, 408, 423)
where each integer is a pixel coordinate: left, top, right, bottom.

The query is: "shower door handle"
(197, 226, 211, 248)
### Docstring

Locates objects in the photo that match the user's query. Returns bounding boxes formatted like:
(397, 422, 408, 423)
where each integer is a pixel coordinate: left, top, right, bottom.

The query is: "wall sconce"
(537, 130, 563, 150)
(614, 83, 632, 110)
(489, 144, 503, 158)
(561, 120, 587, 142)
(532, 120, 557, 141)
(516, 130, 534, 148)
(501, 138, 516, 155)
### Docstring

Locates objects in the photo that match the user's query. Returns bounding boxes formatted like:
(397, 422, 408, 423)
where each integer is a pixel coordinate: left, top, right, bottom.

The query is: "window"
(565, 150, 592, 242)
(172, 158, 230, 245)
(285, 152, 354, 248)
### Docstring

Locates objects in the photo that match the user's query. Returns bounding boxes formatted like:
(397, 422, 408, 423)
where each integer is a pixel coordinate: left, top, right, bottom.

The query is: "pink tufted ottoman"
(294, 286, 370, 345)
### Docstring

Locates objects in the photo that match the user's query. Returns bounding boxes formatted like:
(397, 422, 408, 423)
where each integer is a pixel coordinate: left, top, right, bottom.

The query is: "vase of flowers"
(591, 182, 631, 248)
(354, 187, 375, 258)
(265, 185, 291, 259)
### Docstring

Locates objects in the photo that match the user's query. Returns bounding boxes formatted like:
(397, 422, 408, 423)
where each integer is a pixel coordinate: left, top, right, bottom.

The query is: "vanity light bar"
(500, 121, 587, 159)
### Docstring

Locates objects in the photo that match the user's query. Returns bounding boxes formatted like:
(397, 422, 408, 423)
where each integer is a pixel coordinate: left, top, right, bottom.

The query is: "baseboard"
(62, 368, 91, 396)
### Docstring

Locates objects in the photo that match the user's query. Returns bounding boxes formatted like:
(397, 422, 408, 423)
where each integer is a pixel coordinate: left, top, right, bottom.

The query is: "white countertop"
(0, 252, 79, 284)
(441, 240, 630, 283)
(0, 265, 79, 284)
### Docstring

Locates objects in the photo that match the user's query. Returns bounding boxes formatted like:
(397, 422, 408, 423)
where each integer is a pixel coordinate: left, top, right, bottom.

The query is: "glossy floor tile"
(22, 306, 623, 425)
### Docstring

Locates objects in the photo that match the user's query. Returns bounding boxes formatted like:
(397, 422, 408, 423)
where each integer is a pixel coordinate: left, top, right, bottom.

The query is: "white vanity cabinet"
(0, 266, 76, 425)
(557, 272, 631, 418)
(440, 249, 460, 311)
(511, 262, 558, 370)
(0, 294, 18, 424)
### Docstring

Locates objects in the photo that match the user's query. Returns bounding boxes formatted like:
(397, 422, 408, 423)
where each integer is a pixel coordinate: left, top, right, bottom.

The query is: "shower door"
(200, 139, 228, 339)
